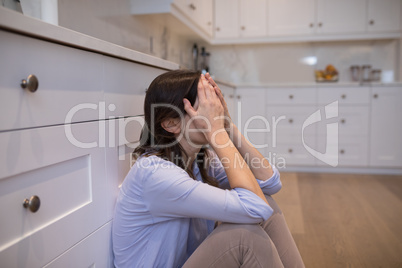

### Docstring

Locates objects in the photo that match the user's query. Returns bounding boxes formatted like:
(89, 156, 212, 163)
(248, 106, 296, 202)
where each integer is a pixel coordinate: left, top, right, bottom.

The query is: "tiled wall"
(207, 39, 400, 85)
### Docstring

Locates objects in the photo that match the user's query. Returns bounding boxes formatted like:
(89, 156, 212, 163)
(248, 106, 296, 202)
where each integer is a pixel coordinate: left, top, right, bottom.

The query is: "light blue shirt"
(112, 152, 282, 268)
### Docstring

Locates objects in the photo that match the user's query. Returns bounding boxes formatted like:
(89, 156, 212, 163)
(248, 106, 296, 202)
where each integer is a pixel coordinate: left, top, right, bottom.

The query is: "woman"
(112, 70, 304, 268)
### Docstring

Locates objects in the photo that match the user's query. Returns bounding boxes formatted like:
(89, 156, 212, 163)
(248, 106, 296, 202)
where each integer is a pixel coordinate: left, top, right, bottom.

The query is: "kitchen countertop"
(0, 7, 179, 71)
(236, 81, 402, 88)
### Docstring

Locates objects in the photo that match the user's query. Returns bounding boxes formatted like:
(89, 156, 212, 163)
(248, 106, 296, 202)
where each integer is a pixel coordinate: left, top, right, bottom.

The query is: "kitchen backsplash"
(207, 39, 400, 85)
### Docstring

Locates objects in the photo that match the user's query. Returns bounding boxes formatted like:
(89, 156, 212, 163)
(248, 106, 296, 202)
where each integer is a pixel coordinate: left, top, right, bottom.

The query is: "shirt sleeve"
(138, 156, 273, 224)
(208, 151, 282, 196)
(256, 165, 282, 195)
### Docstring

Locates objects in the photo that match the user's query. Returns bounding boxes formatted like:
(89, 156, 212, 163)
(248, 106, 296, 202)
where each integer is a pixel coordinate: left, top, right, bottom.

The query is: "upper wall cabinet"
(130, 0, 214, 40)
(367, 0, 401, 32)
(131, 0, 401, 44)
(268, 0, 316, 36)
(214, 0, 267, 39)
(315, 0, 367, 34)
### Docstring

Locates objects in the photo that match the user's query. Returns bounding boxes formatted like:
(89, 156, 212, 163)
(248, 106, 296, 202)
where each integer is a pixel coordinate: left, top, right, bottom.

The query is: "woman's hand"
(183, 74, 225, 142)
(205, 73, 232, 130)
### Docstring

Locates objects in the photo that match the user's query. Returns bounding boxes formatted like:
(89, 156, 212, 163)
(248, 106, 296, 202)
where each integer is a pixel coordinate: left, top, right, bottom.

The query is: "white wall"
(208, 40, 400, 85)
(58, 0, 194, 69)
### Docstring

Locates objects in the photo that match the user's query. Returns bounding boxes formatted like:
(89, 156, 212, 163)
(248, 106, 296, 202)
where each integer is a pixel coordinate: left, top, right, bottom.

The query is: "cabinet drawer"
(103, 56, 166, 118)
(268, 141, 317, 166)
(0, 30, 104, 131)
(106, 117, 143, 187)
(316, 136, 369, 167)
(266, 105, 318, 139)
(44, 222, 113, 267)
(317, 87, 370, 105)
(0, 122, 117, 267)
(316, 106, 369, 137)
(266, 88, 317, 105)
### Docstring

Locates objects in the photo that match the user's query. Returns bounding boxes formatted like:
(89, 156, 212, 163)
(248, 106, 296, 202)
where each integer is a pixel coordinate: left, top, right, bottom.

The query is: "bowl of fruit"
(315, 64, 339, 82)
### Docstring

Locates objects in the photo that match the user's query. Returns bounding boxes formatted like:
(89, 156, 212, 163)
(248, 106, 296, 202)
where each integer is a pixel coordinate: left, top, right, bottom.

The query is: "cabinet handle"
(369, 20, 374, 25)
(189, 3, 196, 10)
(21, 74, 39, 93)
(207, 21, 212, 26)
(229, 94, 234, 99)
(288, 118, 294, 124)
(237, 95, 241, 99)
(23, 195, 41, 213)
(216, 27, 220, 31)
(289, 94, 294, 99)
(309, 23, 314, 28)
(318, 22, 323, 27)
(373, 94, 378, 99)
(288, 148, 293, 153)
(241, 26, 246, 30)
(341, 94, 346, 99)
(340, 119, 346, 124)
(340, 149, 345, 154)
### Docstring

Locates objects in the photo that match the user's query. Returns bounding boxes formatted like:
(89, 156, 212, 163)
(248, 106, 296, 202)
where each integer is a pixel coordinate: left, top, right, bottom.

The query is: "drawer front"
(0, 30, 104, 131)
(268, 141, 317, 167)
(316, 105, 370, 137)
(44, 222, 113, 268)
(317, 87, 370, 105)
(266, 105, 318, 139)
(106, 117, 143, 188)
(0, 122, 117, 267)
(316, 136, 369, 167)
(103, 56, 166, 118)
(266, 88, 317, 105)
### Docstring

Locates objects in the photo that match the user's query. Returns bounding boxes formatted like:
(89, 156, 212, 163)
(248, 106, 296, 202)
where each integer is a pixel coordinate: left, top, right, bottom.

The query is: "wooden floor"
(274, 172, 402, 268)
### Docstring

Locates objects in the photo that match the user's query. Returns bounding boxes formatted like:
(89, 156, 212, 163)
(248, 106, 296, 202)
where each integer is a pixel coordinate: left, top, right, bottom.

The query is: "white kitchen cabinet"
(268, 0, 316, 36)
(0, 122, 112, 267)
(316, 0, 367, 34)
(214, 0, 267, 39)
(196, 0, 214, 37)
(236, 88, 267, 156)
(266, 87, 318, 166)
(44, 222, 113, 267)
(370, 86, 402, 167)
(239, 0, 267, 37)
(0, 16, 171, 266)
(0, 30, 104, 132)
(214, 0, 239, 38)
(367, 0, 401, 32)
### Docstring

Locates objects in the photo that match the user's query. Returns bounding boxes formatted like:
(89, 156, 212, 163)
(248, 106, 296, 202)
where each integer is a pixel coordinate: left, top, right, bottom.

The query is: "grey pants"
(183, 195, 305, 268)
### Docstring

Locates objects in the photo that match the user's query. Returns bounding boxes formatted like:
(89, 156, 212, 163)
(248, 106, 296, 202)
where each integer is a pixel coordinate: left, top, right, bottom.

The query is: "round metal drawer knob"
(23, 195, 41, 213)
(21, 74, 39, 93)
(341, 119, 346, 124)
(340, 149, 345, 154)
(289, 118, 294, 124)
(288, 148, 293, 153)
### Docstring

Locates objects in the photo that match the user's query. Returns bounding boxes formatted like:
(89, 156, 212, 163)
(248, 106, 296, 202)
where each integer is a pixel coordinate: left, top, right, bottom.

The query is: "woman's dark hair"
(133, 69, 218, 187)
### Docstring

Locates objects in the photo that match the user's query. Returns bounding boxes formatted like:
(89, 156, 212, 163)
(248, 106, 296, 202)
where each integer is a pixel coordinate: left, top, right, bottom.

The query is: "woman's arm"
(183, 74, 268, 205)
(205, 73, 273, 181)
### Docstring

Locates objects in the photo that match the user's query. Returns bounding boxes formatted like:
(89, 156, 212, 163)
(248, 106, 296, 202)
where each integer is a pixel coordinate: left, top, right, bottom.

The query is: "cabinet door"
(316, 0, 366, 34)
(367, 0, 401, 32)
(268, 0, 315, 36)
(219, 84, 236, 125)
(236, 88, 267, 156)
(197, 0, 214, 36)
(214, 0, 239, 38)
(370, 87, 402, 167)
(239, 0, 267, 37)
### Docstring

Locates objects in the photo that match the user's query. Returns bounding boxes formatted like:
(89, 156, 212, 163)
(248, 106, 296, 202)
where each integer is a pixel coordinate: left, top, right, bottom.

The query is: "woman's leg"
(183, 223, 284, 268)
(262, 195, 305, 268)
